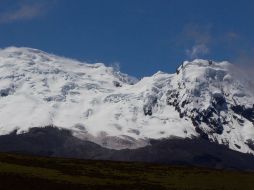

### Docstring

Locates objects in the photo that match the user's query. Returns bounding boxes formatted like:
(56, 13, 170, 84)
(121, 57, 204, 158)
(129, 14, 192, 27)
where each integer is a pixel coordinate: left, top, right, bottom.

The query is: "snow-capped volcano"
(0, 47, 253, 154)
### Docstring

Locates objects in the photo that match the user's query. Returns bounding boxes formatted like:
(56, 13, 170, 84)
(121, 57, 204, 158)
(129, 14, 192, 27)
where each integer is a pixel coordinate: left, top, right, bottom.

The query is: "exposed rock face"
(231, 105, 254, 122)
(143, 95, 157, 116)
(163, 60, 254, 153)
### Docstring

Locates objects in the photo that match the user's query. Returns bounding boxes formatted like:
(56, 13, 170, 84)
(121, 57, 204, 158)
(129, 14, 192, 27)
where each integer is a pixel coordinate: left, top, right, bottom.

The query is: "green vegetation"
(0, 152, 253, 190)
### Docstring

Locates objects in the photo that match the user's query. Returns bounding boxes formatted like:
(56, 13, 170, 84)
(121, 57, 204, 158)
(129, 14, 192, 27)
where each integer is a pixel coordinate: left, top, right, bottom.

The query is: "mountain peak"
(0, 47, 253, 153)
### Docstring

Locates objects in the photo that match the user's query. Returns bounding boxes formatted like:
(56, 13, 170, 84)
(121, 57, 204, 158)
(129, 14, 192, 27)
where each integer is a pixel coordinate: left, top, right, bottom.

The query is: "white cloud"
(179, 23, 212, 59)
(186, 44, 209, 59)
(0, 2, 52, 24)
(183, 23, 212, 45)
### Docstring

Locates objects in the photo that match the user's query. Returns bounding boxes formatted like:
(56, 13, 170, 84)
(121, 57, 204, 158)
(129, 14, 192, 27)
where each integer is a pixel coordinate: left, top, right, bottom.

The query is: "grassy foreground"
(0, 153, 253, 190)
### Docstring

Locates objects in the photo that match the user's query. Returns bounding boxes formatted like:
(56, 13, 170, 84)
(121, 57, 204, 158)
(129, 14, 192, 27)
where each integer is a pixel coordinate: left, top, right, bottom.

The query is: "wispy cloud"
(182, 23, 212, 45)
(0, 1, 54, 24)
(186, 44, 209, 59)
(226, 32, 239, 40)
(175, 22, 254, 70)
(182, 23, 212, 59)
(233, 49, 254, 67)
(221, 32, 254, 68)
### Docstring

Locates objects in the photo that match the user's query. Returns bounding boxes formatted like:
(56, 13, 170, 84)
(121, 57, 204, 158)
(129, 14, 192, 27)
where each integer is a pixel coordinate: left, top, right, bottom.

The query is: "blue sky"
(0, 0, 253, 77)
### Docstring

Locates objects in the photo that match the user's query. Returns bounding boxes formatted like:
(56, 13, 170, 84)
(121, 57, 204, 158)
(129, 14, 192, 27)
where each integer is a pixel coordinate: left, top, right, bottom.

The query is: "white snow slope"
(0, 47, 253, 153)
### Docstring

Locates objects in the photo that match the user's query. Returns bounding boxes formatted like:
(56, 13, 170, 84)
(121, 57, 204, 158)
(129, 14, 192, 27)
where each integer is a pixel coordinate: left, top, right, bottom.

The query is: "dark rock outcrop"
(0, 127, 254, 171)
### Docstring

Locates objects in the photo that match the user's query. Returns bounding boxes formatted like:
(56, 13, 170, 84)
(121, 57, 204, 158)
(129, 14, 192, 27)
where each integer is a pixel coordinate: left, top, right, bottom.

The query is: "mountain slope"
(0, 127, 254, 171)
(0, 47, 253, 154)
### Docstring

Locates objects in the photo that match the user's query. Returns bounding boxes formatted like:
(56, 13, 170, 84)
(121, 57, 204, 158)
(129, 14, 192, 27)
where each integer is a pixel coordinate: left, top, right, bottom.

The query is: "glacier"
(0, 47, 253, 154)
